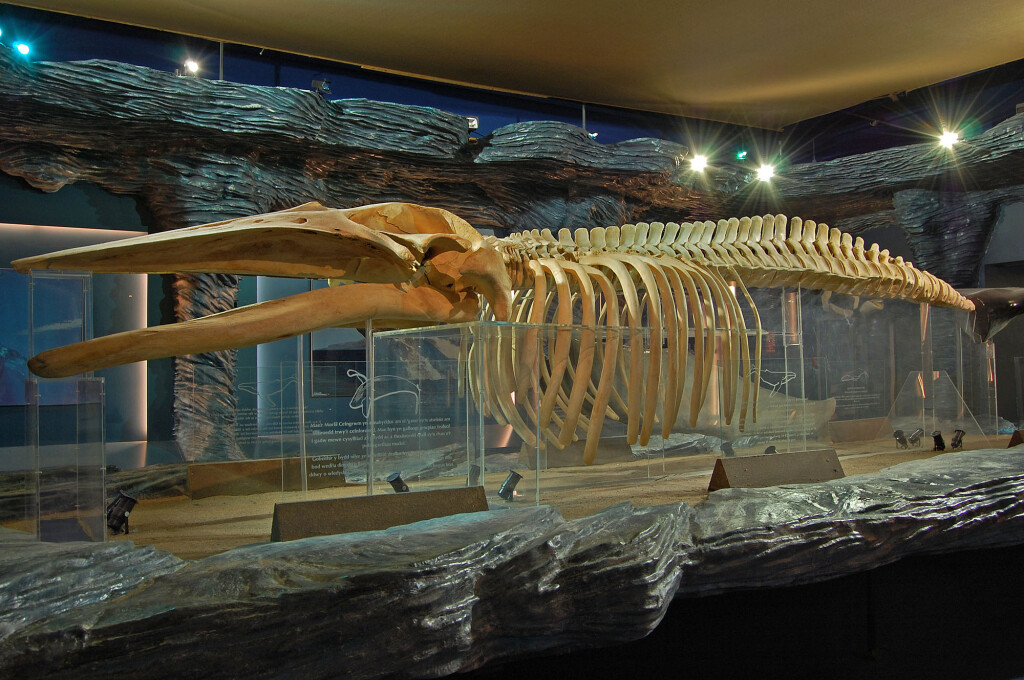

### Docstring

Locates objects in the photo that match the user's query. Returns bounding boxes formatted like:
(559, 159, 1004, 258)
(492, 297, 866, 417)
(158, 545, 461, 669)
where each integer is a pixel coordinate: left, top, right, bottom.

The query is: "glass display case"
(0, 268, 34, 537)
(178, 358, 376, 498)
(29, 376, 106, 542)
(370, 288, 997, 508)
(176, 361, 306, 498)
(2, 269, 997, 551)
(31, 271, 106, 542)
(0, 269, 106, 542)
(371, 323, 540, 503)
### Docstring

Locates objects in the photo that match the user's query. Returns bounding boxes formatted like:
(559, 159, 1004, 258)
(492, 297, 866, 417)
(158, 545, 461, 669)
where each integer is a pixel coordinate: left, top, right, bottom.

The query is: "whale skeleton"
(13, 202, 973, 464)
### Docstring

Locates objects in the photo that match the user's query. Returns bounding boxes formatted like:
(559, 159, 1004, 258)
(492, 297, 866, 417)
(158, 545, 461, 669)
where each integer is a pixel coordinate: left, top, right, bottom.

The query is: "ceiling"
(10, 0, 1024, 128)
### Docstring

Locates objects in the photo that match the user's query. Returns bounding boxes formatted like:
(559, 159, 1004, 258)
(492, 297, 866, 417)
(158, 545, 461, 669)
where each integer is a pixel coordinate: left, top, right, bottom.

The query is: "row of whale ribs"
(12, 202, 978, 465)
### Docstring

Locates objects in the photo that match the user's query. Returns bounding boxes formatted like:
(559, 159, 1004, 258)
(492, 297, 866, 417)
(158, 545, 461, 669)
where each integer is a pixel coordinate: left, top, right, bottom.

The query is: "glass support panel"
(370, 323, 480, 497)
(0, 269, 37, 539)
(32, 376, 106, 543)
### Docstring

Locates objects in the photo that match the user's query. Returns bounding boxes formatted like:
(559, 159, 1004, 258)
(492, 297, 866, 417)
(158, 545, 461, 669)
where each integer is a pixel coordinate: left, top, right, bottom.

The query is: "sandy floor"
(82, 434, 1006, 560)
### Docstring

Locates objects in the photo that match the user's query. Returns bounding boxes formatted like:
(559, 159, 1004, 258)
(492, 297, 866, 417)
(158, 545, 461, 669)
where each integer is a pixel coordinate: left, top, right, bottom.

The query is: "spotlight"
(311, 78, 331, 98)
(757, 164, 774, 182)
(587, 131, 599, 139)
(735, 149, 748, 161)
(386, 471, 409, 493)
(466, 116, 479, 130)
(907, 427, 924, 447)
(721, 441, 735, 457)
(15, 43, 30, 56)
(939, 130, 959, 148)
(690, 154, 708, 172)
(932, 431, 946, 451)
(893, 430, 908, 449)
(951, 429, 965, 450)
(105, 489, 138, 535)
(497, 470, 522, 501)
(763, 445, 778, 455)
(177, 58, 200, 77)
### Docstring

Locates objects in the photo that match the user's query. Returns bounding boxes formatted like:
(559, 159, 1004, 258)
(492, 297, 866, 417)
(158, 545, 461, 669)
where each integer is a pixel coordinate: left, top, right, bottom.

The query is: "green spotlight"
(735, 149, 748, 161)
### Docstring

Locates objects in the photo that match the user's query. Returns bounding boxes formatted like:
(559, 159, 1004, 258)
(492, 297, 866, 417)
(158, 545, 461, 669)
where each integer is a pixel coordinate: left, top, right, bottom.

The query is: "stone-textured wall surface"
(2, 448, 1024, 679)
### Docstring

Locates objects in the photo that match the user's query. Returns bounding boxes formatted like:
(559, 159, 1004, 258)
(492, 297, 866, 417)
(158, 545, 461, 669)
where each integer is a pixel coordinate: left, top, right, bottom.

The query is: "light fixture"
(939, 130, 959, 148)
(757, 164, 774, 182)
(105, 489, 138, 534)
(587, 131, 599, 139)
(386, 471, 410, 493)
(15, 43, 30, 56)
(735, 149, 748, 161)
(497, 470, 522, 501)
(690, 154, 708, 172)
(175, 59, 200, 78)
(311, 77, 331, 98)
(466, 116, 479, 130)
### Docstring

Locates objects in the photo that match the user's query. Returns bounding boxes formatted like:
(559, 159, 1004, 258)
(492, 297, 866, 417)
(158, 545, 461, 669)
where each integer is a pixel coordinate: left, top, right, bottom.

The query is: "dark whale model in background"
(966, 288, 1024, 342)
